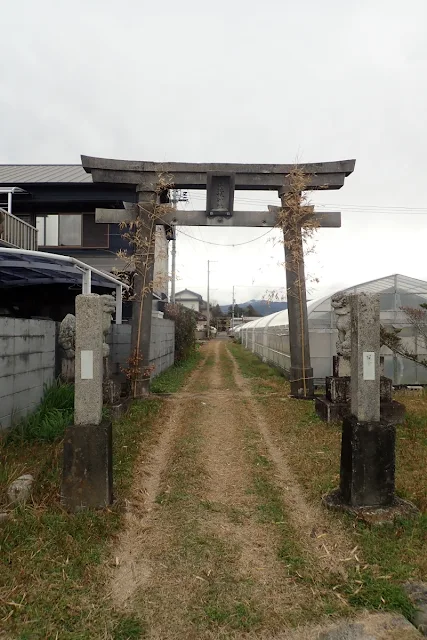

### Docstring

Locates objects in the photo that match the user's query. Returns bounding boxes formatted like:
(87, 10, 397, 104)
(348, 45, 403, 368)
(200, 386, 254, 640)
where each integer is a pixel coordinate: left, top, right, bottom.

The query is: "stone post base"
(323, 490, 419, 524)
(62, 421, 113, 511)
(290, 366, 314, 399)
(321, 414, 419, 524)
(315, 396, 350, 423)
(340, 415, 395, 508)
(315, 397, 406, 425)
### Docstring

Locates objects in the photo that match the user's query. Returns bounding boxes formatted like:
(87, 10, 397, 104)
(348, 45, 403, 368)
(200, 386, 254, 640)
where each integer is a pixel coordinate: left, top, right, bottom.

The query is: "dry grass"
(394, 390, 427, 511)
(228, 342, 427, 619)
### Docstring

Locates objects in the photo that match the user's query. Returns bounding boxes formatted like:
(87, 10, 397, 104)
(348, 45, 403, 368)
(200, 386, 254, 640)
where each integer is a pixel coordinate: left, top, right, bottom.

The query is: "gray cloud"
(2, 0, 427, 305)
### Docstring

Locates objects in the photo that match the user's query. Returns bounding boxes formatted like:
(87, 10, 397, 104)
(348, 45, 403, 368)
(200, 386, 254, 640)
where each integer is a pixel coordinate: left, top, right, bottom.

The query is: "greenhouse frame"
(237, 274, 427, 386)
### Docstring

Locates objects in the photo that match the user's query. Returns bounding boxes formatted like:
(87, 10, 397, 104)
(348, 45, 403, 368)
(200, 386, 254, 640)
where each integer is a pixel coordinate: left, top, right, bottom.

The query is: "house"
(175, 289, 205, 313)
(0, 165, 170, 302)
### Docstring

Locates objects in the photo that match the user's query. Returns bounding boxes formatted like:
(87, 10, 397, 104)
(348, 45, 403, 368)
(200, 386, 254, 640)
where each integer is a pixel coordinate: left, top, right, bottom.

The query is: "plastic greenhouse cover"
(240, 275, 427, 332)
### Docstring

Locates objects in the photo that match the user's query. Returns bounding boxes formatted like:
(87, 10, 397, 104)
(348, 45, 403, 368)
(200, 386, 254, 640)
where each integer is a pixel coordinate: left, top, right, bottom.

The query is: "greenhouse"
(237, 274, 427, 386)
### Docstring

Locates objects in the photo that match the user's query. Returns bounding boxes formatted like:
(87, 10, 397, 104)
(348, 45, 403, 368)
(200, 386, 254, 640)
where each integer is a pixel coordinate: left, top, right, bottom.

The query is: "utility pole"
(232, 285, 235, 330)
(206, 259, 217, 339)
(171, 230, 176, 304)
(169, 189, 187, 304)
(207, 260, 211, 339)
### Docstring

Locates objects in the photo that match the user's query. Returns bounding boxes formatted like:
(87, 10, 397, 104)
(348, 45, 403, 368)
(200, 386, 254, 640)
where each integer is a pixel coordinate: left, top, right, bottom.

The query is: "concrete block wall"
(107, 316, 175, 380)
(0, 318, 56, 430)
(150, 316, 175, 375)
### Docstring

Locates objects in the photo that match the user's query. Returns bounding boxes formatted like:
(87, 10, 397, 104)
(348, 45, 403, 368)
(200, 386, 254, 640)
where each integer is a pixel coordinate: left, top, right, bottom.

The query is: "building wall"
(107, 315, 175, 381)
(176, 299, 200, 312)
(0, 318, 56, 430)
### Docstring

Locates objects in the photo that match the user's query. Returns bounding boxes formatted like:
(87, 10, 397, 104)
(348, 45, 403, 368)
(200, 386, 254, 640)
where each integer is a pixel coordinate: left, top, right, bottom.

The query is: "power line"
(175, 226, 276, 247)
(184, 192, 427, 214)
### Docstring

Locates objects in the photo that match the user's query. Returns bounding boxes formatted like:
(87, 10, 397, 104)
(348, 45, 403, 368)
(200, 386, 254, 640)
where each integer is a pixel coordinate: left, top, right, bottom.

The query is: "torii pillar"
(81, 156, 355, 399)
(281, 188, 314, 398)
(132, 186, 157, 396)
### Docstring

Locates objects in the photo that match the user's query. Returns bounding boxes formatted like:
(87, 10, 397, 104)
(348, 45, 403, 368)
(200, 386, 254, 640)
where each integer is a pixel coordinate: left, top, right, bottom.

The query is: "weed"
(6, 380, 74, 443)
(113, 615, 145, 639)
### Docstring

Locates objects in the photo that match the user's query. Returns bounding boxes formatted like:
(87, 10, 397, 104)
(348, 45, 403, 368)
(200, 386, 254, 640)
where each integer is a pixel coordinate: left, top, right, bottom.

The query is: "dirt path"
(109, 350, 211, 608)
(223, 345, 358, 580)
(107, 340, 416, 639)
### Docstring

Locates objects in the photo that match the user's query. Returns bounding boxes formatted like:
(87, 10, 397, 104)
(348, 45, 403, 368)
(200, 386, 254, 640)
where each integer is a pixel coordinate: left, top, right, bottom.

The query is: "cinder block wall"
(107, 317, 175, 380)
(0, 318, 56, 430)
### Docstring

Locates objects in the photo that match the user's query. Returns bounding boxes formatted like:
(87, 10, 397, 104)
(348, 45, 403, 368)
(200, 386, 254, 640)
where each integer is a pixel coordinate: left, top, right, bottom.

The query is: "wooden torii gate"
(81, 156, 355, 398)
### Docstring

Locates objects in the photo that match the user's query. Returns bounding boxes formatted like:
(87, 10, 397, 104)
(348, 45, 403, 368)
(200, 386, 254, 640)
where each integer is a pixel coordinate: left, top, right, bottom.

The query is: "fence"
(0, 318, 56, 429)
(0, 208, 38, 250)
(0, 314, 175, 430)
(107, 316, 175, 381)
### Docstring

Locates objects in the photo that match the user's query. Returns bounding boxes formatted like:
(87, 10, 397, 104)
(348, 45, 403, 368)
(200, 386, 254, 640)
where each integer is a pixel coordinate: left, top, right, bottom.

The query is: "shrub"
(165, 303, 197, 362)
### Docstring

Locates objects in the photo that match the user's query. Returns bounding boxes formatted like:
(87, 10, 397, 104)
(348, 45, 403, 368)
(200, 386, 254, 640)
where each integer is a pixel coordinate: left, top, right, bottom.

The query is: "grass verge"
(229, 342, 423, 619)
(0, 351, 202, 638)
(150, 347, 202, 393)
(0, 401, 162, 639)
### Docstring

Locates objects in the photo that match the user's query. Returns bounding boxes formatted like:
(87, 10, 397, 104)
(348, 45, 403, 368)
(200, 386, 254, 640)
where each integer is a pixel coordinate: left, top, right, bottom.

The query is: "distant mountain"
(219, 299, 288, 317)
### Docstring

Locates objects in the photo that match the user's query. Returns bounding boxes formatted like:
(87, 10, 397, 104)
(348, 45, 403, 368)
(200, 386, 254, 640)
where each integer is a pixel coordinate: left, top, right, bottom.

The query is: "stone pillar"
(340, 294, 395, 507)
(324, 294, 399, 515)
(279, 188, 314, 399)
(349, 294, 381, 422)
(74, 295, 103, 425)
(62, 294, 113, 511)
(130, 188, 157, 397)
(315, 292, 405, 425)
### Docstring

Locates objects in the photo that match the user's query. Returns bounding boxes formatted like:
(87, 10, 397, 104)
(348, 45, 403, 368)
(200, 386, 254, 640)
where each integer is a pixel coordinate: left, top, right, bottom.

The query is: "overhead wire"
(187, 191, 427, 214)
(172, 226, 276, 247)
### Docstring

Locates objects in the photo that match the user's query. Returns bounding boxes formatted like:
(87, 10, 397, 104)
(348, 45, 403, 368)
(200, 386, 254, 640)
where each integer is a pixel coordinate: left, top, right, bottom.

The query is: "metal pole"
(115, 284, 123, 324)
(207, 260, 210, 339)
(7, 192, 12, 215)
(171, 231, 176, 303)
(82, 268, 92, 294)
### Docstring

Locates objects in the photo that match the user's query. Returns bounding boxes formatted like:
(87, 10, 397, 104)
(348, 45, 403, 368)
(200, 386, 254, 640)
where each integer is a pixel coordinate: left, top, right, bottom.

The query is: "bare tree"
(381, 303, 427, 370)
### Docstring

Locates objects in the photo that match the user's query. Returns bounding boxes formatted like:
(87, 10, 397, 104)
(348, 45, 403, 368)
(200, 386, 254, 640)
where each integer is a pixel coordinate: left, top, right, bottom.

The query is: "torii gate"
(81, 156, 355, 399)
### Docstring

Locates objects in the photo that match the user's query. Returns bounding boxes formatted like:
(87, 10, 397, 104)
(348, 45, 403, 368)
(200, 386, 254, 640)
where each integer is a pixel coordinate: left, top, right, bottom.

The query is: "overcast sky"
(2, 0, 427, 305)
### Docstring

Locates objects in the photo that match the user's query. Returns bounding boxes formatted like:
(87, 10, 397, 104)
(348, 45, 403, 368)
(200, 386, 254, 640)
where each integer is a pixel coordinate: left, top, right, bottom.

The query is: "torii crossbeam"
(82, 156, 355, 398)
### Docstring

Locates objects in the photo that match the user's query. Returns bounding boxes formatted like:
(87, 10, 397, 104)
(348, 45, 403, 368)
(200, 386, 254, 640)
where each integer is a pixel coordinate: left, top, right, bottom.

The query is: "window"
(36, 214, 81, 246)
(36, 214, 108, 248)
